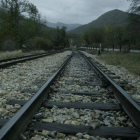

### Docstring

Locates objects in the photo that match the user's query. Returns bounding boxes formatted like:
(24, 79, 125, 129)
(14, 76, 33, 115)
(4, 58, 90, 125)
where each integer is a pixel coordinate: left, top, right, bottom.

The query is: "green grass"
(96, 52, 140, 76)
(85, 50, 97, 55)
(0, 51, 23, 60)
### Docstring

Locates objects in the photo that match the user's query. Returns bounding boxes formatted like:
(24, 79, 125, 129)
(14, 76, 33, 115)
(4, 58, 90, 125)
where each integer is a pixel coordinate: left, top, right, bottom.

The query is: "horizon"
(29, 0, 131, 24)
(47, 9, 127, 25)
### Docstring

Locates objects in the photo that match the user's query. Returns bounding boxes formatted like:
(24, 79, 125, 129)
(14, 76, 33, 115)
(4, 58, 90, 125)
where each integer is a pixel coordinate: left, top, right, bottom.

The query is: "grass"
(96, 51, 140, 76)
(0, 51, 23, 60)
(85, 50, 97, 55)
(29, 50, 46, 54)
(0, 50, 46, 60)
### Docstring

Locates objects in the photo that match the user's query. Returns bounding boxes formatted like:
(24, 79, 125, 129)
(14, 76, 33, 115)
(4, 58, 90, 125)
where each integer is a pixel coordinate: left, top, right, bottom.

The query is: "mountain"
(46, 21, 81, 31)
(68, 9, 129, 35)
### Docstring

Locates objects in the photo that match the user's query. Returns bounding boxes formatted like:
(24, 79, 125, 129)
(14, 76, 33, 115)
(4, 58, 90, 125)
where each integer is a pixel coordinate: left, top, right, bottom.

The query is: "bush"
(122, 45, 130, 53)
(1, 39, 18, 51)
(0, 51, 22, 60)
(26, 37, 53, 50)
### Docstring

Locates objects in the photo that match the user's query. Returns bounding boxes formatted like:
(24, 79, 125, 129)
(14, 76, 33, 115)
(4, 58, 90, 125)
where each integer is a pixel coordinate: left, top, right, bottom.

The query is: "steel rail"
(80, 51, 140, 129)
(0, 53, 72, 140)
(0, 51, 64, 69)
(0, 53, 47, 63)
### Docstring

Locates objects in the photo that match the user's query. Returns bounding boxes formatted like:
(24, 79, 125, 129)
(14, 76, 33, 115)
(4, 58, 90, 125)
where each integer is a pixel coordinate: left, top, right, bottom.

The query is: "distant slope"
(46, 21, 81, 31)
(69, 9, 129, 35)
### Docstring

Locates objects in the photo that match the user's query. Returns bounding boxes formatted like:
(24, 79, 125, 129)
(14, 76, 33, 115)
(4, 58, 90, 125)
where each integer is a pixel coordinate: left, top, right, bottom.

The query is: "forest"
(0, 0, 70, 51)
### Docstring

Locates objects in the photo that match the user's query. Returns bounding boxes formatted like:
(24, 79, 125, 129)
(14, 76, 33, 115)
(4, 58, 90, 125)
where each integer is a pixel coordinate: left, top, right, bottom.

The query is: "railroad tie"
(64, 81, 103, 86)
(57, 90, 106, 96)
(7, 100, 121, 112)
(7, 90, 108, 106)
(43, 102, 122, 111)
(7, 100, 27, 106)
(30, 122, 139, 139)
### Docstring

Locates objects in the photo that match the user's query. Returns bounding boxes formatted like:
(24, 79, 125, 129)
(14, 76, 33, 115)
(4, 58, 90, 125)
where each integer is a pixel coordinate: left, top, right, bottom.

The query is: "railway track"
(0, 51, 63, 69)
(0, 51, 139, 140)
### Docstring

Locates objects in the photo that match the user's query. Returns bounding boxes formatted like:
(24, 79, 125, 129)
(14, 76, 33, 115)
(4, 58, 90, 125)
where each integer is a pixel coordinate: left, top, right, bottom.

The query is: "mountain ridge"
(46, 21, 81, 31)
(68, 9, 129, 35)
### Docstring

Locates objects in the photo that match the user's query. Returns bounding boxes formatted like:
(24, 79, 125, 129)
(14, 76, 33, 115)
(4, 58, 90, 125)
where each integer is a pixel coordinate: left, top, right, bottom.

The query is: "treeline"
(82, 25, 134, 52)
(0, 0, 70, 51)
(82, 0, 140, 51)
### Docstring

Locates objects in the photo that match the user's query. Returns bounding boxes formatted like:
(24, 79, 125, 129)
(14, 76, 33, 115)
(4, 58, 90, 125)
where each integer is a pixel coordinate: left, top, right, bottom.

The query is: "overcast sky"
(28, 0, 131, 24)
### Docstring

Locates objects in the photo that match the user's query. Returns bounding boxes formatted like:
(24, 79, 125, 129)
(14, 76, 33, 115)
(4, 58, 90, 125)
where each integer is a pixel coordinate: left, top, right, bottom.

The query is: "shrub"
(1, 38, 18, 51)
(26, 37, 53, 50)
(0, 51, 22, 60)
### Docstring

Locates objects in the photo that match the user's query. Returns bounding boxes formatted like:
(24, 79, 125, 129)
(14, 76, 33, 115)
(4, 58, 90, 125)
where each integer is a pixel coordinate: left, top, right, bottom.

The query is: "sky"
(28, 0, 131, 24)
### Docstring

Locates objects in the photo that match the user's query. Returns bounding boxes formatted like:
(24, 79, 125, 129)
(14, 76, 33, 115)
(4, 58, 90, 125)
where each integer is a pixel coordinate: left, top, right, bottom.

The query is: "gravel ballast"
(82, 51, 140, 104)
(23, 52, 136, 140)
(0, 51, 71, 119)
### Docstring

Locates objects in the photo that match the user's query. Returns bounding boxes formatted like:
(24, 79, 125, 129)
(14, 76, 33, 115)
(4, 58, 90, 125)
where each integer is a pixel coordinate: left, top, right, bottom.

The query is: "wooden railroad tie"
(7, 100, 121, 111)
(58, 90, 106, 96)
(44, 102, 121, 111)
(30, 122, 139, 139)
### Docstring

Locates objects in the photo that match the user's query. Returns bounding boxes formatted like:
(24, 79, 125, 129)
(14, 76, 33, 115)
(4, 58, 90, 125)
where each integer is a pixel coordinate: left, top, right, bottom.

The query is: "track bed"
(0, 51, 139, 140)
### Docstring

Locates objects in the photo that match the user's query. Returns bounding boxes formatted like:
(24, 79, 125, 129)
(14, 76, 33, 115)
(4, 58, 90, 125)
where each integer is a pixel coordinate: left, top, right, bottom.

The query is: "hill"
(68, 9, 129, 35)
(46, 21, 81, 31)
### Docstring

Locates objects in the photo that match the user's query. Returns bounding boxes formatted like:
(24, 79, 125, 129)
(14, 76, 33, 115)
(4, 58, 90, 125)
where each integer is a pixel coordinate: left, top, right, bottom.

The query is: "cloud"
(28, 0, 131, 24)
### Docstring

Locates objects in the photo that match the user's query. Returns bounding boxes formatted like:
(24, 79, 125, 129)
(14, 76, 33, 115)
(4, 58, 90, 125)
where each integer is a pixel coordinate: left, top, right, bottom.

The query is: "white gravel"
(28, 131, 114, 140)
(23, 52, 135, 140)
(0, 51, 71, 119)
(38, 106, 133, 127)
(82, 51, 140, 104)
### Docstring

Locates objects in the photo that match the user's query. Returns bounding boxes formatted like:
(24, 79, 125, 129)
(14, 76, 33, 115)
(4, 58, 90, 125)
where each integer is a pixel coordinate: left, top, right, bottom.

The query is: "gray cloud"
(28, 0, 131, 24)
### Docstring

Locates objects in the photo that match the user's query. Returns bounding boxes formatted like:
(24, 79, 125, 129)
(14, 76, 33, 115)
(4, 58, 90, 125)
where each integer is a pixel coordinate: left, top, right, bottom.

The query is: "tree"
(65, 35, 70, 48)
(51, 26, 69, 49)
(0, 0, 30, 28)
(60, 26, 67, 47)
(82, 28, 105, 49)
(128, 0, 140, 15)
(127, 0, 140, 47)
(51, 26, 60, 48)
(0, 0, 31, 48)
(114, 25, 125, 52)
(0, 0, 70, 51)
(90, 28, 105, 49)
(83, 31, 90, 46)
(105, 25, 115, 51)
(0, 0, 48, 50)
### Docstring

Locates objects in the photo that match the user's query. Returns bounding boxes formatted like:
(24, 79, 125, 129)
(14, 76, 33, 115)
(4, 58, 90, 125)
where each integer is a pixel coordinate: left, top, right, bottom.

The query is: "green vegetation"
(82, 1, 140, 76)
(69, 9, 128, 35)
(69, 8, 140, 50)
(96, 52, 140, 76)
(127, 0, 140, 47)
(81, 25, 132, 52)
(0, 0, 70, 51)
(0, 51, 24, 60)
(85, 50, 97, 55)
(0, 0, 139, 52)
(0, 50, 46, 60)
